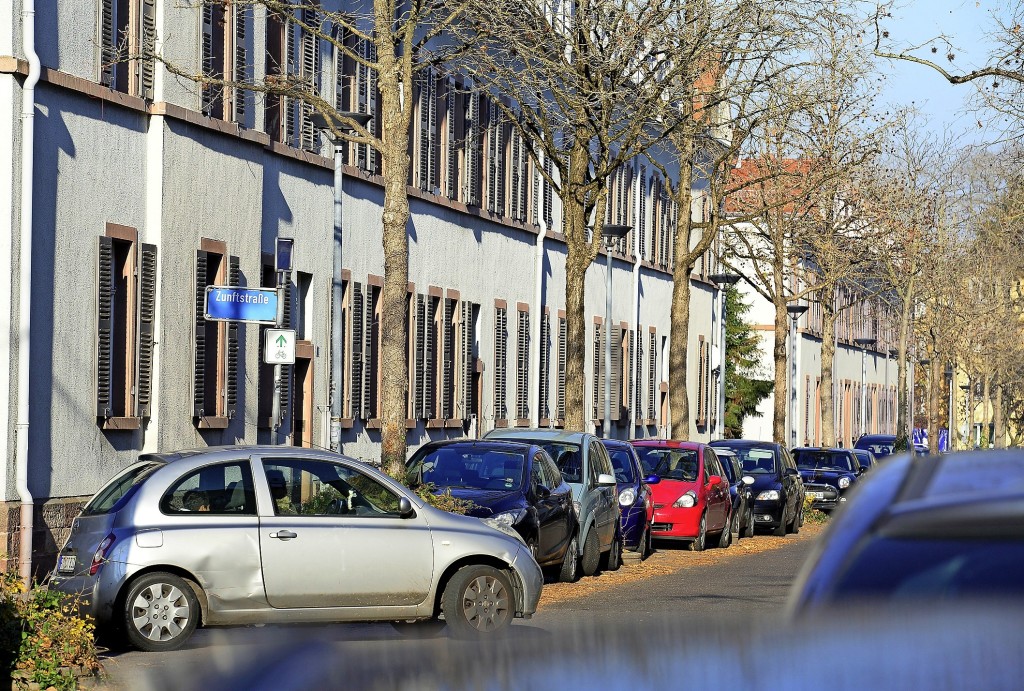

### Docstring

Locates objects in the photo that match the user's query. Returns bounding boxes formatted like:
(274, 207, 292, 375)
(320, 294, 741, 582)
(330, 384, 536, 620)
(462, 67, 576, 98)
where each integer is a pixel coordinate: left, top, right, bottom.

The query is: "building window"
(515, 305, 530, 422)
(465, 91, 483, 206)
(99, 0, 156, 99)
(486, 101, 506, 216)
(193, 243, 240, 427)
(95, 226, 156, 428)
(265, 6, 317, 146)
(201, 1, 252, 123)
(348, 280, 381, 420)
(494, 304, 508, 424)
(415, 69, 439, 193)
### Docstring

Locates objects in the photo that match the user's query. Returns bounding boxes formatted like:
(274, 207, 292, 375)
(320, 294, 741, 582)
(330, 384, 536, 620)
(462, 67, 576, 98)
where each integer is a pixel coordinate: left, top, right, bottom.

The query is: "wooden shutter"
(516, 309, 529, 419)
(638, 167, 647, 261)
(445, 78, 459, 200)
(299, 8, 319, 150)
(625, 329, 633, 421)
(634, 329, 643, 422)
(538, 311, 550, 420)
(232, 3, 248, 123)
(279, 279, 293, 422)
(225, 256, 241, 419)
(283, 21, 297, 146)
(100, 0, 117, 88)
(414, 294, 426, 418)
(350, 282, 364, 418)
(362, 286, 374, 419)
(465, 90, 481, 205)
(610, 325, 621, 421)
(136, 243, 157, 418)
(593, 323, 603, 421)
(557, 316, 566, 420)
(543, 155, 553, 227)
(96, 237, 114, 417)
(418, 70, 437, 192)
(201, 4, 216, 115)
(441, 297, 454, 418)
(494, 307, 507, 420)
(697, 338, 707, 426)
(460, 301, 474, 419)
(648, 331, 657, 420)
(140, 0, 157, 99)
(422, 295, 437, 418)
(193, 250, 208, 418)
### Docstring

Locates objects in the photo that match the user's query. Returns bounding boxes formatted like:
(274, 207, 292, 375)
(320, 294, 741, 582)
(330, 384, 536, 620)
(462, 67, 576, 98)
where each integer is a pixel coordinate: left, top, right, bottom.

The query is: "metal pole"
(271, 272, 285, 444)
(604, 248, 613, 438)
(947, 369, 955, 451)
(908, 358, 915, 440)
(330, 141, 344, 451)
(859, 347, 867, 438)
(884, 352, 890, 434)
(718, 287, 727, 440)
(789, 315, 798, 449)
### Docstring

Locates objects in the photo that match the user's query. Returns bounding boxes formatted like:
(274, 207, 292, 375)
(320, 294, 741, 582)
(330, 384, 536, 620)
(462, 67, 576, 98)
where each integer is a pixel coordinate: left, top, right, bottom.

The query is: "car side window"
(160, 461, 256, 516)
(262, 459, 403, 517)
(531, 455, 549, 489)
(543, 456, 564, 488)
(590, 442, 613, 480)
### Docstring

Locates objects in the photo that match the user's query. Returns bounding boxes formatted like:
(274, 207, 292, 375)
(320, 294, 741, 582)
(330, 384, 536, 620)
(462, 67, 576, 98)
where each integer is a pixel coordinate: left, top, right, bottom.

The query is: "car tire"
(601, 532, 622, 571)
(789, 505, 802, 534)
(717, 513, 732, 549)
(442, 565, 514, 639)
(772, 510, 787, 536)
(731, 510, 742, 542)
(580, 528, 601, 577)
(123, 572, 200, 652)
(390, 619, 448, 638)
(689, 514, 707, 552)
(558, 533, 580, 583)
(631, 525, 650, 558)
(743, 507, 755, 538)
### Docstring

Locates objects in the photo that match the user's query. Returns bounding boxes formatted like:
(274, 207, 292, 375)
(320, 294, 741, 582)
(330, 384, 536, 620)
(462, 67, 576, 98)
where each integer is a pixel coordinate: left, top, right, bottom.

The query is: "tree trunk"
(669, 265, 693, 440)
(772, 298, 788, 444)
(894, 294, 912, 447)
(994, 382, 1005, 448)
(928, 355, 941, 455)
(562, 199, 592, 433)
(982, 374, 991, 447)
(819, 301, 837, 447)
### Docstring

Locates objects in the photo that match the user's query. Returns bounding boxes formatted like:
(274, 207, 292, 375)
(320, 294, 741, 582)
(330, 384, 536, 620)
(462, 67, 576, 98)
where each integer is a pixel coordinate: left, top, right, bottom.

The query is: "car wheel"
(558, 533, 580, 583)
(631, 525, 650, 558)
(601, 532, 622, 572)
(580, 528, 601, 577)
(789, 505, 802, 534)
(717, 513, 732, 549)
(743, 507, 755, 538)
(123, 572, 200, 652)
(731, 509, 742, 541)
(442, 565, 514, 639)
(772, 509, 787, 536)
(390, 619, 448, 638)
(689, 514, 707, 552)
(526, 537, 539, 563)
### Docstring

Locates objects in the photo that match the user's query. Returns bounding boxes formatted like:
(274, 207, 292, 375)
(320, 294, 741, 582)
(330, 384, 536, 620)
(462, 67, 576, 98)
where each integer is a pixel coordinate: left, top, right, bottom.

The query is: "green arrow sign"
(276, 334, 287, 347)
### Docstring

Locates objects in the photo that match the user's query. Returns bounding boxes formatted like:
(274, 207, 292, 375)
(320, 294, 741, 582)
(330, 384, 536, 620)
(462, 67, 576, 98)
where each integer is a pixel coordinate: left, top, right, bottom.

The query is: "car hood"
(650, 478, 698, 503)
(748, 474, 781, 493)
(431, 488, 526, 517)
(799, 469, 855, 487)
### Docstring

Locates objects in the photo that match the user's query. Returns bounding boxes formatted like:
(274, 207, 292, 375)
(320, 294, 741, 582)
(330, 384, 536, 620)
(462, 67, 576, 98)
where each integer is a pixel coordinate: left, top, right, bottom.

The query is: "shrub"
(0, 568, 101, 690)
(802, 495, 831, 526)
(414, 484, 478, 515)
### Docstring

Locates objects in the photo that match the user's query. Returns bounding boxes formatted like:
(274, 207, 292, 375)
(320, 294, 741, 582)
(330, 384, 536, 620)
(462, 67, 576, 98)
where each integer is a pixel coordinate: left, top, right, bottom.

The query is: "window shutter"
(414, 294, 426, 418)
(648, 331, 657, 420)
(538, 311, 550, 420)
(100, 0, 117, 88)
(193, 250, 209, 418)
(638, 167, 647, 261)
(140, 0, 157, 99)
(543, 155, 553, 227)
(350, 282, 364, 418)
(283, 22, 297, 146)
(510, 129, 522, 221)
(634, 329, 643, 422)
(516, 309, 529, 419)
(299, 9, 319, 151)
(446, 78, 459, 200)
(225, 256, 241, 419)
(201, 4, 216, 115)
(697, 338, 707, 426)
(593, 323, 603, 421)
(96, 237, 114, 418)
(136, 243, 157, 418)
(557, 316, 566, 420)
(279, 279, 293, 422)
(460, 301, 474, 419)
(610, 325, 621, 421)
(232, 3, 249, 123)
(625, 329, 633, 421)
(361, 286, 375, 419)
(441, 297, 454, 418)
(366, 41, 379, 174)
(494, 307, 507, 420)
(465, 90, 481, 205)
(422, 296, 437, 418)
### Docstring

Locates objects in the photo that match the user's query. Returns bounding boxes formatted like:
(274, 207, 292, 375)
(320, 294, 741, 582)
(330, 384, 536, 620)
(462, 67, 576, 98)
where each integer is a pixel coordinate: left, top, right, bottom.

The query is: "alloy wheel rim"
(567, 537, 578, 578)
(461, 575, 510, 631)
(130, 583, 191, 642)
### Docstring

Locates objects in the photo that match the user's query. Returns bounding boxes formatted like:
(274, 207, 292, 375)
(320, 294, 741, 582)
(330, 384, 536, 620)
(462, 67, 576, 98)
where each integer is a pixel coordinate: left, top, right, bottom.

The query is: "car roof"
(139, 445, 354, 465)
(415, 438, 537, 452)
(709, 439, 779, 449)
(630, 439, 704, 450)
(486, 428, 591, 444)
(793, 447, 849, 452)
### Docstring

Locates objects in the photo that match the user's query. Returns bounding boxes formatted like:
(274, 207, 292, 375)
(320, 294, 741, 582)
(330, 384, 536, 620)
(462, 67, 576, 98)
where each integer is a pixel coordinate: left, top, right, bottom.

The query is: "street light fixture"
(600, 224, 632, 438)
(310, 110, 372, 451)
(709, 273, 741, 440)
(786, 302, 808, 448)
(853, 337, 876, 439)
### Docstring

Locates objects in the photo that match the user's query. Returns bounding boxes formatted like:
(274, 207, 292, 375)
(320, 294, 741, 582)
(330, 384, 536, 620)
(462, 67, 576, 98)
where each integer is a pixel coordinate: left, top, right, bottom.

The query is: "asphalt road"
(96, 530, 820, 690)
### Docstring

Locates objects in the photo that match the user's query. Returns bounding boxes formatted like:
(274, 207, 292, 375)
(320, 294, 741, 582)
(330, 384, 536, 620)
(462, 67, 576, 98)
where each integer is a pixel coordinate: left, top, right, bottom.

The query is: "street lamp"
(960, 381, 971, 449)
(310, 110, 372, 451)
(885, 348, 898, 434)
(945, 363, 954, 451)
(853, 337, 876, 439)
(787, 302, 808, 448)
(709, 273, 741, 440)
(600, 224, 632, 438)
(915, 357, 930, 444)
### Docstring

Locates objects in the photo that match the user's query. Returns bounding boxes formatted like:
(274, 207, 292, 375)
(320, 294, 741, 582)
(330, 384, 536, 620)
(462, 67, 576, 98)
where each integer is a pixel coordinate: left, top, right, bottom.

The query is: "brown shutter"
(423, 296, 437, 418)
(593, 323, 603, 421)
(460, 301, 474, 419)
(557, 317, 566, 420)
(232, 2, 248, 123)
(278, 279, 293, 422)
(193, 250, 209, 417)
(361, 286, 374, 419)
(610, 325, 621, 421)
(350, 282, 364, 418)
(136, 242, 157, 418)
(494, 306, 507, 420)
(516, 309, 529, 420)
(538, 311, 550, 420)
(96, 237, 114, 418)
(140, 0, 156, 99)
(225, 256, 241, 419)
(414, 294, 426, 418)
(441, 297, 454, 418)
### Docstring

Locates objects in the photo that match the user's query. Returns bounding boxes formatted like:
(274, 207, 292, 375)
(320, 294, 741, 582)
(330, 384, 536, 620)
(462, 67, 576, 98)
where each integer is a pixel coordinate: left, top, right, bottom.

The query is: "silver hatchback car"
(50, 446, 543, 651)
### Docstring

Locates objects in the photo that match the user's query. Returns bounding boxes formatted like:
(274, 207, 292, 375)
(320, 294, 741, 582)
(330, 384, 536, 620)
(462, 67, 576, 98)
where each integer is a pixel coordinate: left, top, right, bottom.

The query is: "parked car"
(791, 447, 864, 513)
(852, 448, 876, 471)
(601, 439, 657, 557)
(405, 439, 579, 580)
(49, 446, 543, 650)
(788, 449, 1024, 614)
(709, 440, 805, 536)
(484, 429, 621, 576)
(854, 434, 898, 459)
(716, 448, 755, 539)
(631, 440, 732, 551)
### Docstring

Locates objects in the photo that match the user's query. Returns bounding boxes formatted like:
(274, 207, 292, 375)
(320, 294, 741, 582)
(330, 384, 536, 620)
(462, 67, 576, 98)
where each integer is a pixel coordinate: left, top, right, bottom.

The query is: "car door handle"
(269, 530, 297, 540)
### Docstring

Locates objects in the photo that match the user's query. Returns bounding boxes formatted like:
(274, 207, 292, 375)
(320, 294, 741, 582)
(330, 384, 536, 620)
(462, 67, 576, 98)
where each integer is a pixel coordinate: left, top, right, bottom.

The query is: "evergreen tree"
(724, 286, 773, 438)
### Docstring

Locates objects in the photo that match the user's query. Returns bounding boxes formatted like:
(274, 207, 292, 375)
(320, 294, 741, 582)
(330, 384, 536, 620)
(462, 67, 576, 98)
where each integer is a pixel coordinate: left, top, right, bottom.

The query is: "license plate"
(809, 492, 824, 500)
(57, 555, 76, 573)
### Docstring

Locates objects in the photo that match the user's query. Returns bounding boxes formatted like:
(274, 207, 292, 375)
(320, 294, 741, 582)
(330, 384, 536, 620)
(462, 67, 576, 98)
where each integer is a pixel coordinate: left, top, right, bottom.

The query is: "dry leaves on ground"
(538, 524, 825, 608)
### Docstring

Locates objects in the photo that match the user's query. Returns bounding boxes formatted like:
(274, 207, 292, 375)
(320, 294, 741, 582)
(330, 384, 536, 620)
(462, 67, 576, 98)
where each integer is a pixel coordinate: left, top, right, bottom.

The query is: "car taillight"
(89, 534, 115, 576)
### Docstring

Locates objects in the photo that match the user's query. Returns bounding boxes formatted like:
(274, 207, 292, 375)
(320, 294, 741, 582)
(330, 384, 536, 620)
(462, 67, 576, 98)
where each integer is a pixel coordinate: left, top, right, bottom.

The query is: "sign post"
(264, 329, 296, 365)
(271, 238, 294, 443)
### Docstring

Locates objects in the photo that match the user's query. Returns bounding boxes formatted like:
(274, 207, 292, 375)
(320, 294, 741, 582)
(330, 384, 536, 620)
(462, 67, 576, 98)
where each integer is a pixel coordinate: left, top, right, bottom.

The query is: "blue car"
(791, 447, 865, 513)
(405, 439, 580, 580)
(602, 439, 658, 558)
(715, 448, 755, 539)
(853, 448, 876, 471)
(709, 439, 805, 536)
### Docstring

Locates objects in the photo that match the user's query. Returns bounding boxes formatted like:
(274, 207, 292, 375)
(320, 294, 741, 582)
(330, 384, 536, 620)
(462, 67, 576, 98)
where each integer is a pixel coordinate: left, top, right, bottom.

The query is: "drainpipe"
(529, 151, 547, 427)
(17, 0, 41, 585)
(631, 169, 641, 439)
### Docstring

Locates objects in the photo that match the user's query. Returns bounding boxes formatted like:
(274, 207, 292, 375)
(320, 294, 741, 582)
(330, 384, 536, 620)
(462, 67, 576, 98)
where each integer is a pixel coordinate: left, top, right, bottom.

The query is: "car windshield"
(406, 446, 526, 491)
(715, 445, 778, 474)
(858, 437, 896, 457)
(854, 452, 873, 467)
(607, 448, 637, 484)
(537, 442, 584, 484)
(794, 450, 854, 472)
(635, 448, 699, 481)
(717, 456, 737, 482)
(831, 537, 1024, 601)
(81, 461, 162, 516)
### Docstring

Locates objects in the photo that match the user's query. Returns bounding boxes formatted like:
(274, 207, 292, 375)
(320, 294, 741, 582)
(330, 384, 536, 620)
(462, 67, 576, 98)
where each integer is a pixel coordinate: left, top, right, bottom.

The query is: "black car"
(708, 440, 804, 536)
(788, 450, 1024, 614)
(715, 448, 754, 539)
(406, 439, 579, 580)
(791, 447, 864, 513)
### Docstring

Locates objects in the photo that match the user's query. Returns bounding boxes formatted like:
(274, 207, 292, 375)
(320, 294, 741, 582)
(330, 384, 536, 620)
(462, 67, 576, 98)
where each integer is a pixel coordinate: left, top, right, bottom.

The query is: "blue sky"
(875, 0, 1001, 144)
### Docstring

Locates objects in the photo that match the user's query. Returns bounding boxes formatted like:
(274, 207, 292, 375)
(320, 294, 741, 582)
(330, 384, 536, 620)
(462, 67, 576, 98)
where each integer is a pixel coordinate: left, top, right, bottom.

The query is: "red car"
(631, 440, 733, 551)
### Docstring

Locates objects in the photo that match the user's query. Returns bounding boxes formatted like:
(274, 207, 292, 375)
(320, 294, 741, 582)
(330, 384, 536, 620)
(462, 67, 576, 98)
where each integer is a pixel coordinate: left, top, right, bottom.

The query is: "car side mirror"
(741, 476, 755, 486)
(643, 474, 661, 485)
(535, 484, 551, 499)
(857, 466, 867, 475)
(597, 473, 617, 487)
(707, 475, 722, 486)
(398, 497, 415, 518)
(784, 467, 799, 477)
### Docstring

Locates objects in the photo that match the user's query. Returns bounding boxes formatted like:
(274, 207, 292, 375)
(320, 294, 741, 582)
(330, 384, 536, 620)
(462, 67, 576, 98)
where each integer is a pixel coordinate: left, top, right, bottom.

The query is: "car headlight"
(838, 477, 851, 489)
(672, 490, 697, 508)
(490, 508, 527, 527)
(481, 517, 526, 543)
(756, 490, 780, 501)
(619, 488, 637, 507)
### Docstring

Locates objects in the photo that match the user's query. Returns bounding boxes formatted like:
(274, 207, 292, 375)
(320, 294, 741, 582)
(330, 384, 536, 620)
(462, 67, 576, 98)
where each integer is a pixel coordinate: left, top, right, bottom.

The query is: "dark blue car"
(602, 439, 658, 558)
(715, 448, 755, 539)
(406, 439, 579, 579)
(791, 447, 864, 513)
(709, 440, 804, 536)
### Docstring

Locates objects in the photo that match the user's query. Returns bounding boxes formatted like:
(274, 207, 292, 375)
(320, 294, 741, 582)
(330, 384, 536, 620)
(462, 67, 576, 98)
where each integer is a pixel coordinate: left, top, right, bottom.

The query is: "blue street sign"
(205, 287, 278, 324)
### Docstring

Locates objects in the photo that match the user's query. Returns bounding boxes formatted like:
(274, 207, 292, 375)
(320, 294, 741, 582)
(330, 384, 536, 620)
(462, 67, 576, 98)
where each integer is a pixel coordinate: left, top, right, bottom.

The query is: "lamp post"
(915, 357, 930, 445)
(601, 224, 632, 438)
(709, 273, 740, 440)
(310, 110, 372, 451)
(786, 303, 808, 449)
(945, 364, 954, 451)
(885, 349, 898, 434)
(853, 337, 876, 439)
(960, 381, 971, 449)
